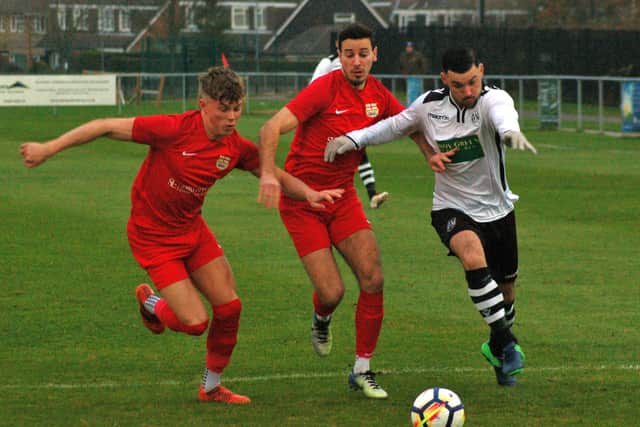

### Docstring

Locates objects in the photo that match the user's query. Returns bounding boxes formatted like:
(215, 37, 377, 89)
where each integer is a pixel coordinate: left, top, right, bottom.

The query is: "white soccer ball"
(410, 387, 466, 427)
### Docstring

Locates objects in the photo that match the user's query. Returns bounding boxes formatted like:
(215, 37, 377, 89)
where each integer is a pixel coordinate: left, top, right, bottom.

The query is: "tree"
(534, 0, 640, 30)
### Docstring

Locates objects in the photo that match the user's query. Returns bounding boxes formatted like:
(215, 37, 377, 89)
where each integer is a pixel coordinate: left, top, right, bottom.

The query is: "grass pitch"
(1, 103, 639, 426)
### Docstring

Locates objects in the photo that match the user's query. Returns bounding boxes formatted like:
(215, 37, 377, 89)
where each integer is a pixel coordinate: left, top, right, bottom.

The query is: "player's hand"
(20, 142, 51, 168)
(502, 131, 537, 154)
(429, 148, 459, 173)
(258, 172, 281, 209)
(324, 136, 358, 162)
(306, 188, 345, 209)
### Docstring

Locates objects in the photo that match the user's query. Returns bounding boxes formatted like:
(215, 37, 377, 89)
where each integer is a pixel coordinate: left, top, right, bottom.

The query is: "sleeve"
(235, 135, 260, 171)
(132, 114, 181, 147)
(287, 77, 333, 123)
(347, 105, 421, 147)
(486, 90, 520, 136)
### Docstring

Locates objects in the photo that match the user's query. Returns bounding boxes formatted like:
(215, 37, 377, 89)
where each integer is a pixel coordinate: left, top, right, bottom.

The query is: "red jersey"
(130, 110, 259, 233)
(285, 69, 404, 190)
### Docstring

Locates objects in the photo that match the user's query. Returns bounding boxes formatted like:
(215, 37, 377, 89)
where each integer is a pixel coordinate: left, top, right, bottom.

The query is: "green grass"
(1, 103, 639, 426)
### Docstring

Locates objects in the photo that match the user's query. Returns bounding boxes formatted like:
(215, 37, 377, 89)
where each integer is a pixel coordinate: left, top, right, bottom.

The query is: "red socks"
(355, 291, 384, 358)
(206, 298, 242, 372)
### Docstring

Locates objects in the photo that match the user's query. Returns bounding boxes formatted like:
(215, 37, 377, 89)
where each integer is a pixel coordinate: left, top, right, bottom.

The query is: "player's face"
(441, 63, 484, 108)
(199, 96, 243, 140)
(338, 38, 378, 89)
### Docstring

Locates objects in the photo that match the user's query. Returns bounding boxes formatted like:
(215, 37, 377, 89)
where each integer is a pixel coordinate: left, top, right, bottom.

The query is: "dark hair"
(337, 23, 375, 50)
(198, 66, 244, 102)
(441, 48, 479, 73)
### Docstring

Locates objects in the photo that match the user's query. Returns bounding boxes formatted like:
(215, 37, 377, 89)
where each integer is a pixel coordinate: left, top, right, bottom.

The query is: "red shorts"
(279, 188, 371, 257)
(127, 216, 224, 289)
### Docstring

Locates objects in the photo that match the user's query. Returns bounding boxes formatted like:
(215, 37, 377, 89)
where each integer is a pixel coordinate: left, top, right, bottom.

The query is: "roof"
(0, 0, 49, 14)
(263, 0, 389, 53)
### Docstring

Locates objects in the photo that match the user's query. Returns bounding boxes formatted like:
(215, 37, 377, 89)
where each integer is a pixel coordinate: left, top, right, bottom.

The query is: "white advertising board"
(0, 74, 117, 106)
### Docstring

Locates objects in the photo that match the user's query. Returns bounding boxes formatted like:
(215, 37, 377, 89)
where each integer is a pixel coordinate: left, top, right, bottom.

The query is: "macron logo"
(182, 151, 198, 157)
(335, 109, 349, 115)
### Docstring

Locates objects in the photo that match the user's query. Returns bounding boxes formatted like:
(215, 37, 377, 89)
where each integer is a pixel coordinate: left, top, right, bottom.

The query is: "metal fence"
(115, 72, 640, 134)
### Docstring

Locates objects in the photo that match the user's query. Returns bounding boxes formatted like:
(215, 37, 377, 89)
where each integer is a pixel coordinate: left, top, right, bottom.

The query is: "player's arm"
(410, 133, 458, 173)
(20, 118, 135, 168)
(488, 91, 537, 154)
(324, 109, 419, 162)
(257, 107, 299, 208)
(251, 167, 344, 209)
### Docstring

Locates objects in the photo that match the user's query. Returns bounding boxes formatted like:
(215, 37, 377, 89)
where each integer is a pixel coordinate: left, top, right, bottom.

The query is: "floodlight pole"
(254, 1, 260, 72)
(477, 0, 485, 25)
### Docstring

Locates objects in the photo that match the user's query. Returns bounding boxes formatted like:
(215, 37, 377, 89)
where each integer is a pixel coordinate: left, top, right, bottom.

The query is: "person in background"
(399, 41, 428, 105)
(311, 52, 389, 209)
(20, 67, 343, 404)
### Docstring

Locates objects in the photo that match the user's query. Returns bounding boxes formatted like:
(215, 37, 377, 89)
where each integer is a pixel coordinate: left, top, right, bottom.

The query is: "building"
(0, 0, 538, 71)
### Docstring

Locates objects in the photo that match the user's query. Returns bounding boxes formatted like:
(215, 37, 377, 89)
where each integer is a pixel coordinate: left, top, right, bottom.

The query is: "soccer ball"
(410, 387, 465, 427)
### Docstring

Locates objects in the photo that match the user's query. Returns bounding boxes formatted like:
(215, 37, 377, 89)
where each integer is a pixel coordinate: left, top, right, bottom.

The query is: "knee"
(360, 269, 384, 294)
(317, 287, 345, 308)
(184, 319, 209, 336)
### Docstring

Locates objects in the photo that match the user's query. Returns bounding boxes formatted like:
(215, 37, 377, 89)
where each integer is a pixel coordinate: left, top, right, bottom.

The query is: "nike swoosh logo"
(182, 151, 197, 156)
(335, 109, 349, 115)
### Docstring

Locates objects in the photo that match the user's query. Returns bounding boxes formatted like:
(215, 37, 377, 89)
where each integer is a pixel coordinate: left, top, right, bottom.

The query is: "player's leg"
(500, 281, 516, 328)
(301, 248, 345, 356)
(136, 261, 210, 335)
(280, 200, 343, 357)
(190, 255, 250, 404)
(358, 151, 388, 209)
(431, 209, 522, 385)
(487, 211, 519, 330)
(129, 221, 209, 336)
(335, 225, 387, 399)
(358, 151, 377, 200)
(483, 212, 524, 382)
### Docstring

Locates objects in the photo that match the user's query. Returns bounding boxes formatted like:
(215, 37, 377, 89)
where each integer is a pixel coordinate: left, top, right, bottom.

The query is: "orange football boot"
(199, 385, 251, 404)
(135, 283, 165, 334)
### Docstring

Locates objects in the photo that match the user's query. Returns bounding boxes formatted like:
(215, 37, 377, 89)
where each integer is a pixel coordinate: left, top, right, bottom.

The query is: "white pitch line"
(1, 365, 637, 391)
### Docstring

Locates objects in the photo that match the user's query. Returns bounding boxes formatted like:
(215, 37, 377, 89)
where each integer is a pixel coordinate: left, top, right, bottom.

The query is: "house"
(262, 0, 389, 57)
(0, 0, 539, 72)
(0, 0, 50, 71)
(377, 0, 534, 30)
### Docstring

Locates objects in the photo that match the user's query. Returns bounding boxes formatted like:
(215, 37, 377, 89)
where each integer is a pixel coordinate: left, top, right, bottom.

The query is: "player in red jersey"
(20, 67, 343, 404)
(258, 23, 408, 399)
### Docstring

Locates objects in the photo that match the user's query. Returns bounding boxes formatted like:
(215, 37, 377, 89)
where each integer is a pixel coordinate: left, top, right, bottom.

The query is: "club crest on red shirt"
(216, 155, 231, 170)
(365, 103, 379, 117)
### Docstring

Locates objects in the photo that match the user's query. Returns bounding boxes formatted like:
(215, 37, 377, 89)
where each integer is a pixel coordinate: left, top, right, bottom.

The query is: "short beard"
(346, 77, 365, 88)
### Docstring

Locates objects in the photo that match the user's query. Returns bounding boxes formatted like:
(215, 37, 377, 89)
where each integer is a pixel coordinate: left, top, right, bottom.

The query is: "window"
(255, 6, 265, 30)
(398, 14, 416, 29)
(73, 6, 89, 31)
(232, 6, 248, 30)
(11, 15, 25, 33)
(57, 7, 66, 30)
(333, 13, 355, 24)
(184, 2, 198, 31)
(99, 7, 115, 32)
(0, 16, 5, 32)
(33, 16, 46, 34)
(119, 8, 130, 32)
